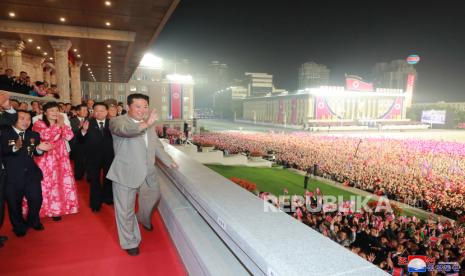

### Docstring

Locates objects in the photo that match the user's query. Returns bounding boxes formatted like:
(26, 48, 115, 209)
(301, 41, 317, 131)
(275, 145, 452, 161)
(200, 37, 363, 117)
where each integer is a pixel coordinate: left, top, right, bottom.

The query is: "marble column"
(70, 60, 82, 106)
(50, 70, 56, 85)
(0, 39, 25, 76)
(32, 56, 45, 82)
(49, 39, 71, 102)
(43, 67, 51, 84)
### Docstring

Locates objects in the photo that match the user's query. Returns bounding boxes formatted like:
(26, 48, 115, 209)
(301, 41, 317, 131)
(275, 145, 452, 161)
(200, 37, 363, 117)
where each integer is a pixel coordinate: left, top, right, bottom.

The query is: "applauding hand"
(37, 142, 53, 152)
(57, 114, 65, 127)
(0, 91, 11, 109)
(81, 120, 89, 133)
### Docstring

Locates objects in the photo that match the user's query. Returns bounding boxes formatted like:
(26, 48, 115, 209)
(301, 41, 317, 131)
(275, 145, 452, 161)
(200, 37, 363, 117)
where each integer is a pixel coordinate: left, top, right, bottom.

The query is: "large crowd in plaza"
(193, 131, 465, 220)
(194, 131, 465, 273)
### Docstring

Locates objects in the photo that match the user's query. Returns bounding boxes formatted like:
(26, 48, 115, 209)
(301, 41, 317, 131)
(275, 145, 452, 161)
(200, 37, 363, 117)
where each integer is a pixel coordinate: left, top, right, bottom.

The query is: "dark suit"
(70, 116, 87, 180)
(0, 111, 18, 233)
(78, 118, 114, 210)
(2, 127, 43, 235)
(0, 75, 15, 91)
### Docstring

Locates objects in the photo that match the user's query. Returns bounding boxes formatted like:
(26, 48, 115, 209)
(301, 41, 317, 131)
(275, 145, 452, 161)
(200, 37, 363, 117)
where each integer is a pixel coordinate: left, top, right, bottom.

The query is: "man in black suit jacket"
(0, 69, 15, 91)
(70, 104, 89, 180)
(2, 110, 52, 237)
(0, 91, 18, 247)
(79, 102, 114, 212)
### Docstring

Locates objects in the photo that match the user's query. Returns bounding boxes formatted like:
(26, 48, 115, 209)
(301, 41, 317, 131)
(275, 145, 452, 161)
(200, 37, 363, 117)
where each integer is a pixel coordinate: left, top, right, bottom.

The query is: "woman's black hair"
(42, 102, 60, 127)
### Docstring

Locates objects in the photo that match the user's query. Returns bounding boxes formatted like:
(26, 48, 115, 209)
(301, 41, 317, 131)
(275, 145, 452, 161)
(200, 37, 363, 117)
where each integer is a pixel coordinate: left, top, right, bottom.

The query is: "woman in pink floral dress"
(33, 102, 79, 220)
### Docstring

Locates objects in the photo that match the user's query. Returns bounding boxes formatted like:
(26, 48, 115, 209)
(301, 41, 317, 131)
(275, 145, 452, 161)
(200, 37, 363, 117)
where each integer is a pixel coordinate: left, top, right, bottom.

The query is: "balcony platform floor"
(0, 178, 186, 276)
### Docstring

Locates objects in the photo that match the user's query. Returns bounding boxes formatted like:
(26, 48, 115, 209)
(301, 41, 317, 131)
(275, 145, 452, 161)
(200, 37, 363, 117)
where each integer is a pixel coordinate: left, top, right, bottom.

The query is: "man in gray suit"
(107, 93, 177, 256)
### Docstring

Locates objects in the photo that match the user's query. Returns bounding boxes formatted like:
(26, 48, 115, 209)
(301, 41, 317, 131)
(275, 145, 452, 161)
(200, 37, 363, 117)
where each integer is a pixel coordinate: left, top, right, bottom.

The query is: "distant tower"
(298, 62, 330, 89)
(372, 59, 418, 107)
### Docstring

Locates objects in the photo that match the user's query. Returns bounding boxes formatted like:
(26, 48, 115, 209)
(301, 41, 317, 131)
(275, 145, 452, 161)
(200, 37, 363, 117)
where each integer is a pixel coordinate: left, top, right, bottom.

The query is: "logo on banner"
(352, 80, 360, 88)
(394, 103, 401, 110)
(407, 256, 427, 272)
(318, 102, 325, 109)
(173, 92, 180, 99)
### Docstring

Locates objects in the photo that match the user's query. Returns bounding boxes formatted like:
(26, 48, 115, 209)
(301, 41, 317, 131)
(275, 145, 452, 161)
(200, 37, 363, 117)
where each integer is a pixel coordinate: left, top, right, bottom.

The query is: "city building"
(242, 86, 407, 126)
(372, 59, 417, 108)
(82, 65, 194, 126)
(298, 62, 330, 89)
(244, 72, 273, 97)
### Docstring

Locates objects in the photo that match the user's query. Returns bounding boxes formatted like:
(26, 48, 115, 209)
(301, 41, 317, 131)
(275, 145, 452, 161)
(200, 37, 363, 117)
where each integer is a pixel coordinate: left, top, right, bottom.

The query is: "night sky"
(152, 0, 465, 103)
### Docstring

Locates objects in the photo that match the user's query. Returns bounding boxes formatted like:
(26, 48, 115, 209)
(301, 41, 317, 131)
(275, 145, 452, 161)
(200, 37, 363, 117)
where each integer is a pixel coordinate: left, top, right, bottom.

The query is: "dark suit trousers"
(87, 156, 113, 209)
(6, 178, 42, 234)
(0, 170, 6, 230)
(73, 149, 87, 180)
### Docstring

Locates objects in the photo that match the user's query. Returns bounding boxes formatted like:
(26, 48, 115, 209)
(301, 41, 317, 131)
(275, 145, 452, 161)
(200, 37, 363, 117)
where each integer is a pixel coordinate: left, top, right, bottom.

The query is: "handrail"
(6, 91, 59, 103)
(156, 143, 388, 275)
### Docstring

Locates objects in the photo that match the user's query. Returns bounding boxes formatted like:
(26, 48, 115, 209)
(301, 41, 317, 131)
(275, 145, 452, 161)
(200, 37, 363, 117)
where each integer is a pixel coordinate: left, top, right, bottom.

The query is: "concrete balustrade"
(156, 142, 388, 275)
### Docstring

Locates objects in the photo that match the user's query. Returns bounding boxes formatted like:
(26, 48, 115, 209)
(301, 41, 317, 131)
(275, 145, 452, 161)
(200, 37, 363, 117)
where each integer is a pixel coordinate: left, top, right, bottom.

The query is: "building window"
(130, 85, 137, 92)
(141, 85, 148, 92)
(119, 84, 125, 91)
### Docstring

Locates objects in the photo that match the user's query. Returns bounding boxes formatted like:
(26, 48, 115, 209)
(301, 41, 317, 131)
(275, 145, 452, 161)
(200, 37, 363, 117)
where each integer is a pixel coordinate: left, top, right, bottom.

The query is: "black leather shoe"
(142, 224, 153, 231)
(125, 247, 139, 256)
(0, 241, 4, 248)
(14, 231, 26, 237)
(0, 236, 7, 242)
(52, 216, 62, 221)
(91, 208, 100, 213)
(32, 223, 45, 231)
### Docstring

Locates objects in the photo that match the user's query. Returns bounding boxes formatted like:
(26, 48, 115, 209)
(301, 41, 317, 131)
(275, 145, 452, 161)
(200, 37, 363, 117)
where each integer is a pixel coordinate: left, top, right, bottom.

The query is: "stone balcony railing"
(8, 91, 57, 103)
(156, 142, 388, 276)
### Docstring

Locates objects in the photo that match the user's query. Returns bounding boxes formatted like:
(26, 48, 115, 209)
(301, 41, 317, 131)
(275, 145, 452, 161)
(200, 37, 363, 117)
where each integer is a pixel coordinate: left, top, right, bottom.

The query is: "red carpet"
(0, 179, 186, 276)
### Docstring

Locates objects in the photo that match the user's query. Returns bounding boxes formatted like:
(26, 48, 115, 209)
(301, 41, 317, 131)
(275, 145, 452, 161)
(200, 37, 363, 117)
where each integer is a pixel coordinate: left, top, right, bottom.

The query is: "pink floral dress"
(32, 120, 79, 217)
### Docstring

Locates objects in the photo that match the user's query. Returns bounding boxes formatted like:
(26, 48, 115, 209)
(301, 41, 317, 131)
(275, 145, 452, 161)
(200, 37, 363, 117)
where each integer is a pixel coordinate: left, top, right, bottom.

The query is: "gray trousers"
(112, 178, 160, 249)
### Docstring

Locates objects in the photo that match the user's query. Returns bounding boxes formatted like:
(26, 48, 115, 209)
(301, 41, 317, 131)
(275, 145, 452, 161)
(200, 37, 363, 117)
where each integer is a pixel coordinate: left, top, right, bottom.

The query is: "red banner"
(315, 96, 332, 119)
(170, 83, 182, 119)
(346, 77, 373, 91)
(383, 97, 403, 119)
(406, 74, 415, 93)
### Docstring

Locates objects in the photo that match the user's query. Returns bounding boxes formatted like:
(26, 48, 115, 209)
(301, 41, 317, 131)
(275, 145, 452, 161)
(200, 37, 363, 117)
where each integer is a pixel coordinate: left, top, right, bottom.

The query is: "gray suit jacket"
(106, 114, 173, 188)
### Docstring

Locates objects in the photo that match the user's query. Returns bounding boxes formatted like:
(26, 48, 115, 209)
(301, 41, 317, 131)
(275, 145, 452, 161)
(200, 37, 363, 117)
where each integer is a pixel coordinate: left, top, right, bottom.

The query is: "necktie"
(99, 122, 104, 135)
(18, 131, 24, 140)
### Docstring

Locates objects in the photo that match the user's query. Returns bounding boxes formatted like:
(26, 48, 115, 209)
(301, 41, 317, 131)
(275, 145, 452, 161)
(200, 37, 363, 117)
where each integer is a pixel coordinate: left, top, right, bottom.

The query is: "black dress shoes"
(31, 223, 45, 231)
(91, 208, 100, 213)
(142, 224, 153, 231)
(103, 200, 113, 205)
(14, 231, 26, 237)
(52, 216, 62, 221)
(125, 247, 140, 256)
(0, 236, 7, 242)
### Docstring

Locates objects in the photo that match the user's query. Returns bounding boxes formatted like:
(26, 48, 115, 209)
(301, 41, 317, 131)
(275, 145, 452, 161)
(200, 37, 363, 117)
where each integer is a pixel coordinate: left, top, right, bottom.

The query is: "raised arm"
(109, 116, 145, 138)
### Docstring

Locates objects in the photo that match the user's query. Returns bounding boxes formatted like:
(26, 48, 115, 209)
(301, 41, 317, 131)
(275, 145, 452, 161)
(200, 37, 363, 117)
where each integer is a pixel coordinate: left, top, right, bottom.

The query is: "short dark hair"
(20, 71, 27, 75)
(16, 109, 31, 119)
(10, 99, 19, 104)
(76, 104, 87, 111)
(127, 93, 149, 105)
(93, 102, 108, 110)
